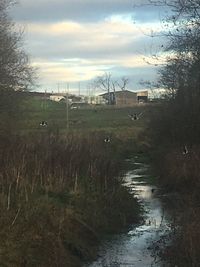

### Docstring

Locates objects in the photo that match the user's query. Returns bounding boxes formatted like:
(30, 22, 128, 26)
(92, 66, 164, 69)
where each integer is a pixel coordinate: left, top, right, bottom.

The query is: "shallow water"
(85, 160, 171, 267)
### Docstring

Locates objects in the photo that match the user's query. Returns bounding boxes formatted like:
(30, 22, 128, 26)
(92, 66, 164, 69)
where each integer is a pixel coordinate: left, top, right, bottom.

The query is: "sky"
(11, 0, 168, 94)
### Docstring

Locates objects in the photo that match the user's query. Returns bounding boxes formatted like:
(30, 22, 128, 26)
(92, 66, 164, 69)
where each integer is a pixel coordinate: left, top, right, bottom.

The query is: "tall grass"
(0, 131, 140, 266)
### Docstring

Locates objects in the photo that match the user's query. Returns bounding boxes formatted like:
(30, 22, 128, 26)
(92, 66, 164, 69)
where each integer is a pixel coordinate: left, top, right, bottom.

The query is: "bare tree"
(116, 77, 129, 91)
(116, 77, 129, 106)
(0, 0, 36, 135)
(142, 0, 200, 142)
(94, 72, 113, 104)
(0, 0, 35, 91)
(94, 72, 129, 105)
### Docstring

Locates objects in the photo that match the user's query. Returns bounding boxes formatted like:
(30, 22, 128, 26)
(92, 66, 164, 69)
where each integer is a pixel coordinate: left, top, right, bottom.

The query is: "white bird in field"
(40, 121, 48, 127)
(128, 112, 143, 121)
(104, 137, 111, 143)
(182, 145, 188, 155)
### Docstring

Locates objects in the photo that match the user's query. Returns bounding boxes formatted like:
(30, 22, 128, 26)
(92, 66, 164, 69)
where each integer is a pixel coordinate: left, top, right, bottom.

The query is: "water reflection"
(85, 161, 170, 267)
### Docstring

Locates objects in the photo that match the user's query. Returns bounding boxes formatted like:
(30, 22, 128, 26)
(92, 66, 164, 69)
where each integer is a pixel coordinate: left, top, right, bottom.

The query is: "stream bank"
(85, 158, 172, 267)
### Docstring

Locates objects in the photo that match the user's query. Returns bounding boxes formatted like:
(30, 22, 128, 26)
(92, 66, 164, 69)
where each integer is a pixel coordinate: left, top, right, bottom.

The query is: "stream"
(85, 159, 172, 267)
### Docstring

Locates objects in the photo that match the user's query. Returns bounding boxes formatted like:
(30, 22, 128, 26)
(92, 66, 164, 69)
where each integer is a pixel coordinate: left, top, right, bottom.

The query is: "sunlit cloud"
(32, 61, 105, 83)
(11, 0, 166, 91)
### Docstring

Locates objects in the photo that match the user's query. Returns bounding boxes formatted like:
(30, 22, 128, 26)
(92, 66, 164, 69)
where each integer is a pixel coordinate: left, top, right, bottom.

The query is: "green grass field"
(17, 96, 150, 139)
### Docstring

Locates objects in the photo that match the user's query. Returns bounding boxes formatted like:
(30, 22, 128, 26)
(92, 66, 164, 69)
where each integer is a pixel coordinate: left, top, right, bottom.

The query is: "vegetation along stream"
(86, 158, 172, 267)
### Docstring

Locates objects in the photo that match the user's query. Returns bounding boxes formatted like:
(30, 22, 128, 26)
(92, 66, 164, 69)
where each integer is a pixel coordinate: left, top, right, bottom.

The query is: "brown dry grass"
(0, 131, 141, 266)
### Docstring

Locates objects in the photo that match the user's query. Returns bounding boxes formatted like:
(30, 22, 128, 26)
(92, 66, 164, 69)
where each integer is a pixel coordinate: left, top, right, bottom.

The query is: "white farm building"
(50, 95, 66, 102)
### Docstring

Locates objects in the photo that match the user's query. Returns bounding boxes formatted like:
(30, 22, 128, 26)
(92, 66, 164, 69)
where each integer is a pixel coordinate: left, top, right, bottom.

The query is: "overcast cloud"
(10, 0, 166, 92)
(13, 0, 161, 23)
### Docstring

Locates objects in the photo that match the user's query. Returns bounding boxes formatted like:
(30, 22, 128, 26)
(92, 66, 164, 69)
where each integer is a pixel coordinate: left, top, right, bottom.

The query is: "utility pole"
(88, 84, 91, 104)
(44, 89, 47, 111)
(78, 82, 81, 96)
(66, 83, 69, 129)
(57, 83, 60, 94)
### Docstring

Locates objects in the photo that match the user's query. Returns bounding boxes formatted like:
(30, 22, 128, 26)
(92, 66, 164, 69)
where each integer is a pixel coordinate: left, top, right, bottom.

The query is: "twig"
(11, 207, 21, 226)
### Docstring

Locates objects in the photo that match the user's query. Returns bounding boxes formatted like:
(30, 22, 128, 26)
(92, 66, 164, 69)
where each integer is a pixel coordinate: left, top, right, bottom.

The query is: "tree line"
(150, 0, 200, 145)
(0, 0, 34, 91)
(0, 0, 35, 135)
(144, 1, 200, 266)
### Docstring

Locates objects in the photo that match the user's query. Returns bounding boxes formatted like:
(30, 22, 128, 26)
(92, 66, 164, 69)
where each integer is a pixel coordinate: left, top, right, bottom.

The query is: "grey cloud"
(133, 5, 168, 23)
(11, 0, 163, 23)
(25, 29, 164, 61)
(110, 65, 159, 88)
(12, 0, 135, 22)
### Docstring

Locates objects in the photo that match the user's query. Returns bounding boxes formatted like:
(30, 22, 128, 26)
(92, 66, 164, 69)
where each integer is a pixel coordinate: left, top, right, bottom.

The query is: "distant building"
(69, 95, 82, 102)
(100, 90, 138, 106)
(50, 95, 66, 102)
(115, 91, 138, 106)
(100, 90, 149, 106)
(86, 95, 106, 105)
(136, 90, 148, 103)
